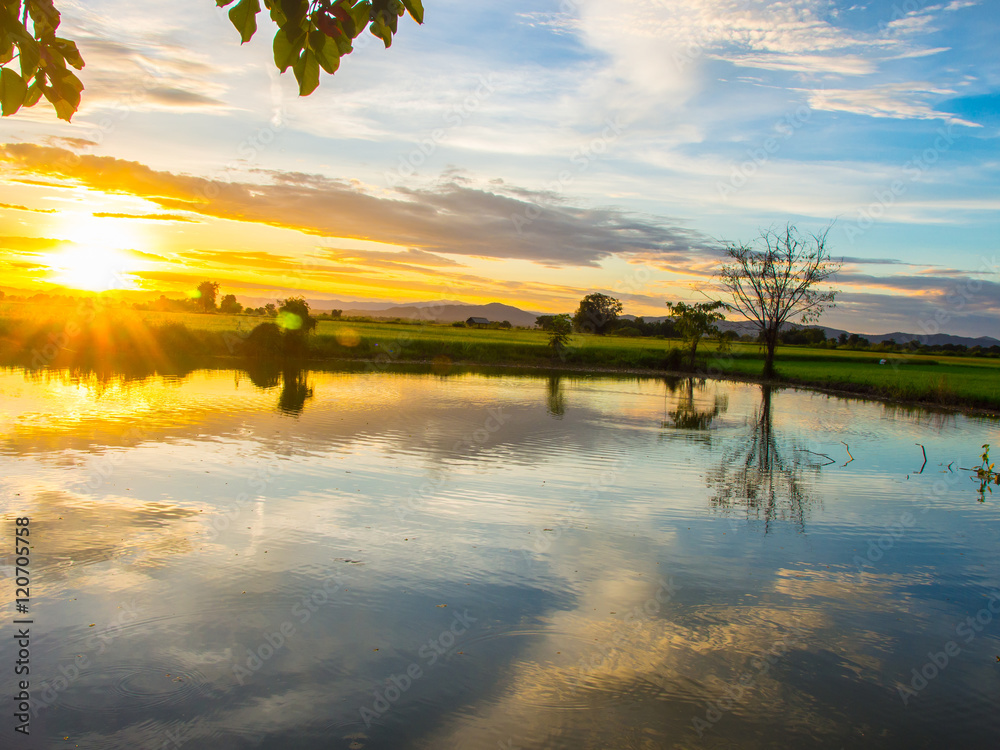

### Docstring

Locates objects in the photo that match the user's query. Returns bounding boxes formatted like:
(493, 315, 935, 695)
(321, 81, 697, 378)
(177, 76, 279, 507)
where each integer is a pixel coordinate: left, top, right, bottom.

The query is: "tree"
(219, 293, 243, 314)
(572, 293, 623, 335)
(719, 225, 840, 378)
(277, 296, 317, 352)
(196, 281, 220, 312)
(0, 0, 424, 121)
(547, 313, 572, 354)
(666, 299, 726, 369)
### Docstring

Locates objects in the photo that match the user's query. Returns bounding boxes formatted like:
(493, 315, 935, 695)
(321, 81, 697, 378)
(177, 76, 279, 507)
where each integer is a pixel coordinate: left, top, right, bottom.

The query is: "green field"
(1, 303, 998, 411)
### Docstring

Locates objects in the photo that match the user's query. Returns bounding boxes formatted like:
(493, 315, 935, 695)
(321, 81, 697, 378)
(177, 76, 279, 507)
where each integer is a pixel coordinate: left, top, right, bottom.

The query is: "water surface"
(2, 366, 999, 749)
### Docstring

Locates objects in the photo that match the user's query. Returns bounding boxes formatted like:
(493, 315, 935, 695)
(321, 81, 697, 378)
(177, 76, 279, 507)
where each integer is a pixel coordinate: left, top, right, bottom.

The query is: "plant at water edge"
(975, 444, 998, 502)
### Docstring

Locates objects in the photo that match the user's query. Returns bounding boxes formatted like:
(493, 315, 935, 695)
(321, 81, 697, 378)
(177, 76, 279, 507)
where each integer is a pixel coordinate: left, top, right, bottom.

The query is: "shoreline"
(15, 349, 995, 418)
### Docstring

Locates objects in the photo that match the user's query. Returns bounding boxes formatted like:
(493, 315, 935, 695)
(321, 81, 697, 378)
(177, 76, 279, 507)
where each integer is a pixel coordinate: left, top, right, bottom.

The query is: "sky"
(0, 0, 998, 337)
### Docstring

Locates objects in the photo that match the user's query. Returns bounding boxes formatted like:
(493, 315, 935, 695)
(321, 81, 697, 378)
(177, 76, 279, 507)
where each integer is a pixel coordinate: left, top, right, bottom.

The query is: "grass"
(1, 302, 998, 410)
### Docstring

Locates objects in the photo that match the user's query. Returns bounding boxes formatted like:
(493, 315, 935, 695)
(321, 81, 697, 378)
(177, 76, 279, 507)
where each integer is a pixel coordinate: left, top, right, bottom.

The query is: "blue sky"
(0, 0, 998, 336)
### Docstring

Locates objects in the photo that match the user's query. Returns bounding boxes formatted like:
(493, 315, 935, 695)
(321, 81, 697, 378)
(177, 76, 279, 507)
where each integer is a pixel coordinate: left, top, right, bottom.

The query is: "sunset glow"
(42, 245, 136, 292)
(0, 0, 996, 336)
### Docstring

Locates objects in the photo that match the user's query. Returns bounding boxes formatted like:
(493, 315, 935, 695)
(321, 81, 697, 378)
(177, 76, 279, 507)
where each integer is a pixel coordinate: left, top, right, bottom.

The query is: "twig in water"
(915, 443, 927, 474)
(796, 449, 835, 466)
(841, 441, 854, 467)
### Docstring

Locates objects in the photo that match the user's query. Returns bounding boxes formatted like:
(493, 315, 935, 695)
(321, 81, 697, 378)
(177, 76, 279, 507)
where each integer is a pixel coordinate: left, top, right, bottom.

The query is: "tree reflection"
(243, 361, 281, 390)
(241, 362, 313, 415)
(546, 375, 565, 418)
(707, 385, 814, 532)
(662, 377, 727, 431)
(278, 367, 313, 415)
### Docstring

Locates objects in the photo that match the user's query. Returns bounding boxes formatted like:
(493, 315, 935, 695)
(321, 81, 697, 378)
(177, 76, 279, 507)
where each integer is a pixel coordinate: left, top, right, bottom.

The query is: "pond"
(1, 365, 999, 749)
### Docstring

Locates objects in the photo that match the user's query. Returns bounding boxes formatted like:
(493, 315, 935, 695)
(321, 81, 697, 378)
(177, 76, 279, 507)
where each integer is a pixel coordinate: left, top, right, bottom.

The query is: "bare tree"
(719, 225, 840, 377)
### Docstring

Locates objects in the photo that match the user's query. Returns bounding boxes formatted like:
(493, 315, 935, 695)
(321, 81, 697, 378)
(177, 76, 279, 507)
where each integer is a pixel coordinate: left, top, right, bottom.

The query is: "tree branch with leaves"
(0, 0, 84, 120)
(0, 0, 424, 121)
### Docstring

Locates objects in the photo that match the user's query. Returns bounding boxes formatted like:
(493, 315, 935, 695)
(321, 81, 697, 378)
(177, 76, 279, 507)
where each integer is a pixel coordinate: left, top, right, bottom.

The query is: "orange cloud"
(0, 143, 711, 268)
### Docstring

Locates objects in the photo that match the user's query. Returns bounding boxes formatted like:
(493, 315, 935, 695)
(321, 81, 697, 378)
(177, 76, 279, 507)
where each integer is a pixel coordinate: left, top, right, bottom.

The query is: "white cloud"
(807, 83, 980, 125)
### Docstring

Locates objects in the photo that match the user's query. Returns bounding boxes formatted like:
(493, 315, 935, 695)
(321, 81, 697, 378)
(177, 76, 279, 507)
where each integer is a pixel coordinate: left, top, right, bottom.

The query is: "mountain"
(621, 316, 999, 348)
(341, 302, 541, 328)
(860, 331, 1000, 347)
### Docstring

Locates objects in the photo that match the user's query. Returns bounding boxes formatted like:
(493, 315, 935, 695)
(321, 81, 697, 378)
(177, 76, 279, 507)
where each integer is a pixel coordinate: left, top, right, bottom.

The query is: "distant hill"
(341, 302, 541, 328)
(621, 316, 999, 348)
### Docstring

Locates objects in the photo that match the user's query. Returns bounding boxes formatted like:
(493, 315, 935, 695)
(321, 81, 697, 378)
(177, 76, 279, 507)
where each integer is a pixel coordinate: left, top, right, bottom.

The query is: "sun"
(45, 214, 143, 292)
(45, 246, 137, 292)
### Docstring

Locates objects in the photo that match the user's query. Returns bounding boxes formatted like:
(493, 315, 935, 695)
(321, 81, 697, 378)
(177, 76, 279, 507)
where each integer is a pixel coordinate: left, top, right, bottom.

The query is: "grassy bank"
(1, 303, 997, 411)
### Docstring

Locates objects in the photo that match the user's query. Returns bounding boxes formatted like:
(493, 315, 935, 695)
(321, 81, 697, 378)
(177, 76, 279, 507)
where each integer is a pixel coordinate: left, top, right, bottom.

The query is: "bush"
(242, 322, 284, 357)
(661, 348, 685, 371)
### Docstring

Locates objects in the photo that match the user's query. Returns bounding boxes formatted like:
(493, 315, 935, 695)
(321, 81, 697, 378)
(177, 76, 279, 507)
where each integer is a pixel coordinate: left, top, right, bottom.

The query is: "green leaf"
(330, 2, 357, 38)
(348, 1, 372, 35)
(24, 80, 42, 106)
(26, 0, 61, 38)
(51, 37, 85, 69)
(309, 30, 340, 75)
(51, 97, 75, 121)
(273, 27, 299, 72)
(401, 0, 424, 24)
(0, 30, 13, 65)
(369, 18, 392, 48)
(267, 1, 288, 26)
(292, 49, 319, 96)
(229, 0, 261, 44)
(41, 82, 75, 121)
(48, 66, 83, 109)
(280, 0, 307, 27)
(216, 0, 238, 6)
(0, 67, 27, 116)
(17, 35, 40, 78)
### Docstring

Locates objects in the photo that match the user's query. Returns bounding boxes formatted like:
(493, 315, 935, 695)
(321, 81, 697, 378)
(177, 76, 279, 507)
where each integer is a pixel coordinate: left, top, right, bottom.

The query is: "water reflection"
(1, 366, 998, 749)
(546, 375, 565, 418)
(707, 385, 813, 532)
(661, 376, 728, 431)
(241, 363, 314, 415)
(277, 367, 314, 415)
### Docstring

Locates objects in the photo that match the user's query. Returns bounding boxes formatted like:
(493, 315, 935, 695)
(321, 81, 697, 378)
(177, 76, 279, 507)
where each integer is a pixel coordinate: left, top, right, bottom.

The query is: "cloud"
(834, 271, 1000, 311)
(92, 212, 199, 222)
(807, 83, 980, 125)
(834, 291, 1000, 338)
(144, 87, 227, 109)
(44, 136, 99, 150)
(0, 202, 57, 213)
(0, 143, 714, 268)
(319, 247, 467, 274)
(0, 236, 73, 252)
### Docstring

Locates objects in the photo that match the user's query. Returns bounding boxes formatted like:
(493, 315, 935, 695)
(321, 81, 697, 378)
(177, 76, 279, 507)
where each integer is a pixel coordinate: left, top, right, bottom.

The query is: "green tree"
(0, 0, 424, 121)
(219, 293, 243, 314)
(277, 296, 317, 352)
(547, 313, 572, 354)
(719, 225, 840, 378)
(197, 281, 220, 312)
(572, 293, 622, 335)
(666, 299, 726, 369)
